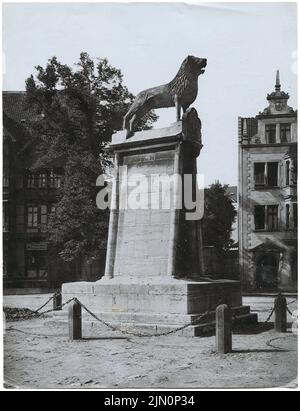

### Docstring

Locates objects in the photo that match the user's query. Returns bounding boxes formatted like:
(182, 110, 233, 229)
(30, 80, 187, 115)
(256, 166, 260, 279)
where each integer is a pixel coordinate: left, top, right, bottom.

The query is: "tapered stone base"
(58, 278, 257, 337)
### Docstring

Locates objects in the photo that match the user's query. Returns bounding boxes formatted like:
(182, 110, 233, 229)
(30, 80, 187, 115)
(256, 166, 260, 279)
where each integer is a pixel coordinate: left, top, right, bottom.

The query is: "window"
(267, 163, 278, 187)
(27, 205, 48, 231)
(267, 205, 278, 231)
(254, 163, 265, 186)
(255, 206, 265, 230)
(280, 124, 291, 143)
(41, 205, 48, 232)
(50, 170, 62, 189)
(293, 203, 298, 229)
(292, 160, 297, 185)
(37, 173, 47, 188)
(255, 205, 279, 231)
(50, 205, 56, 215)
(286, 204, 290, 230)
(3, 202, 9, 232)
(27, 171, 48, 188)
(27, 172, 35, 188)
(16, 205, 25, 233)
(254, 163, 278, 187)
(27, 205, 39, 228)
(265, 124, 276, 144)
(3, 170, 9, 187)
(286, 161, 290, 186)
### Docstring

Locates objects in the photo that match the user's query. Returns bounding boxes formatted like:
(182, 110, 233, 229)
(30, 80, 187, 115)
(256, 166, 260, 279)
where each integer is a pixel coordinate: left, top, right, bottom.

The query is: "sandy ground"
(3, 295, 298, 390)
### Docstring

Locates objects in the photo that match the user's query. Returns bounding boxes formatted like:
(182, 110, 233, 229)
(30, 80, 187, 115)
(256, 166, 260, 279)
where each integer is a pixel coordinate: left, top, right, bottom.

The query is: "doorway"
(256, 253, 278, 289)
(26, 251, 47, 279)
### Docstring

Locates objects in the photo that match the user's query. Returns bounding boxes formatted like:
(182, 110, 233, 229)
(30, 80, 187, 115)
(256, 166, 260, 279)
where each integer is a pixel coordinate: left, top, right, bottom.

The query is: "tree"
(25, 53, 157, 270)
(202, 182, 237, 251)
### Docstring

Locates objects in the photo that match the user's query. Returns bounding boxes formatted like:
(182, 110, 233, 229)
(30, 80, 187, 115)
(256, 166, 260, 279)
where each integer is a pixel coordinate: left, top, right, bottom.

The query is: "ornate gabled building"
(238, 72, 297, 292)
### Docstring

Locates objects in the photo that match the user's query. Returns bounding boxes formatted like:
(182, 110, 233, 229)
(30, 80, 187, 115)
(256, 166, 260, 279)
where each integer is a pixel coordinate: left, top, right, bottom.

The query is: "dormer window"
(265, 124, 276, 144)
(280, 123, 291, 143)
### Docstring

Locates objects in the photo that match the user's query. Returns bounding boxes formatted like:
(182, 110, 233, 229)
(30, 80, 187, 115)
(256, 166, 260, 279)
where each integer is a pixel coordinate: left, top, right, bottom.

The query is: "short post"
(274, 294, 287, 333)
(68, 300, 82, 341)
(53, 292, 62, 311)
(216, 304, 232, 354)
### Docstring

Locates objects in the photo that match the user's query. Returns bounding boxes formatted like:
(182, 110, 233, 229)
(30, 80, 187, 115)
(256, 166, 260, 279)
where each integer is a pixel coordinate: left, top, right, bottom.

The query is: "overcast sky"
(2, 2, 297, 186)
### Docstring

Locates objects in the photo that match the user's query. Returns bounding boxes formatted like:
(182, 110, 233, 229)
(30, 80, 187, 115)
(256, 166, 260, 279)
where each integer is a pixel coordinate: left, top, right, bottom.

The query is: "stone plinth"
(105, 109, 204, 281)
(61, 277, 256, 336)
(61, 109, 257, 336)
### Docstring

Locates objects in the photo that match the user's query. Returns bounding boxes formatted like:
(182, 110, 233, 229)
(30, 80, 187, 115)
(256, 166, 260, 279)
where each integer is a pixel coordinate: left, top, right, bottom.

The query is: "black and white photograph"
(1, 0, 298, 393)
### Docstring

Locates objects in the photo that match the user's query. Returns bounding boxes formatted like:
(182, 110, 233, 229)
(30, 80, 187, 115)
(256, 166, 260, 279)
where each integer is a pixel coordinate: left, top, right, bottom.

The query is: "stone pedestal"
(61, 109, 257, 336)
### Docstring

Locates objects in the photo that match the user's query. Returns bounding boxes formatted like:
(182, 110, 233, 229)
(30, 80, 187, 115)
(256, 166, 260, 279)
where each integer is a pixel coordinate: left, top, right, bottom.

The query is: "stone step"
(52, 305, 251, 326)
(48, 312, 258, 338)
(50, 305, 256, 337)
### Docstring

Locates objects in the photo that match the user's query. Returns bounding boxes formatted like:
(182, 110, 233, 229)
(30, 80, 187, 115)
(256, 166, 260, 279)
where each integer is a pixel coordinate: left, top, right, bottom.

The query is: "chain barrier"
(37, 297, 76, 317)
(264, 307, 276, 324)
(4, 291, 62, 322)
(34, 291, 60, 313)
(4, 291, 297, 337)
(286, 306, 297, 317)
(5, 293, 224, 337)
(266, 335, 298, 352)
(287, 298, 298, 307)
(242, 296, 298, 331)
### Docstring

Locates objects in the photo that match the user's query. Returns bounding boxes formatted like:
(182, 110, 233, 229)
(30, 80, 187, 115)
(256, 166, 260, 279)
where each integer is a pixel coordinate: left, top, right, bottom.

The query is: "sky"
(2, 2, 297, 186)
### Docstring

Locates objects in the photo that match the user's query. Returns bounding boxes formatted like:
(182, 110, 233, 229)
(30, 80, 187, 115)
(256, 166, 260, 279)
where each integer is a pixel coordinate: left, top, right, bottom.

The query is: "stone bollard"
(274, 294, 287, 333)
(53, 292, 62, 311)
(216, 304, 232, 354)
(69, 300, 82, 341)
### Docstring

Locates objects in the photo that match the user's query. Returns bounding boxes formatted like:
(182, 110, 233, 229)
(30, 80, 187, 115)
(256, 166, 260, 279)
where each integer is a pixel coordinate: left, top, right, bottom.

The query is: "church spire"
(275, 70, 281, 91)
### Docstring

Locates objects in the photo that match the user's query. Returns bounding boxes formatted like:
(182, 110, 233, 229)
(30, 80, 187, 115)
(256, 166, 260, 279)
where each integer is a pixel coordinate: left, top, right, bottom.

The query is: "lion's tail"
(123, 91, 148, 130)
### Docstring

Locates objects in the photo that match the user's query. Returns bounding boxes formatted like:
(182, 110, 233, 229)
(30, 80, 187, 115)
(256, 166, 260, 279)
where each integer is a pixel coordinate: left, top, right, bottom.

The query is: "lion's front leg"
(174, 94, 181, 121)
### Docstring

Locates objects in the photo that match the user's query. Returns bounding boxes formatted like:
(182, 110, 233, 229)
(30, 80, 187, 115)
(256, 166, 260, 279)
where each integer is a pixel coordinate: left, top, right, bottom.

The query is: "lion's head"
(184, 56, 207, 76)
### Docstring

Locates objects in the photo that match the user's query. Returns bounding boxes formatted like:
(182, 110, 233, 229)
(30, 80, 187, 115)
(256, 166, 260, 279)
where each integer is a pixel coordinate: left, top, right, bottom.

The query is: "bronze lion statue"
(123, 56, 207, 138)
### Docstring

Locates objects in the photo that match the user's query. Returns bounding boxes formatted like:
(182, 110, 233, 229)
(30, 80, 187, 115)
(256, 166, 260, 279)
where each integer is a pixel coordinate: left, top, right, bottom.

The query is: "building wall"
(3, 91, 106, 289)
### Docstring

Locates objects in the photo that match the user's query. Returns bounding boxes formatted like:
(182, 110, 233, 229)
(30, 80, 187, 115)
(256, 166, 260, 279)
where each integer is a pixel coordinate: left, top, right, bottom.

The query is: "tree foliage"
(25, 53, 157, 264)
(202, 182, 237, 251)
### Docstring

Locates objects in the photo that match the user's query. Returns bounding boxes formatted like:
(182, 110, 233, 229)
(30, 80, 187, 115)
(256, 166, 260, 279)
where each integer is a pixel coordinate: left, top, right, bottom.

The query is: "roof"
(3, 90, 37, 122)
(2, 91, 36, 142)
(2, 91, 40, 167)
(2, 91, 66, 169)
(3, 91, 26, 120)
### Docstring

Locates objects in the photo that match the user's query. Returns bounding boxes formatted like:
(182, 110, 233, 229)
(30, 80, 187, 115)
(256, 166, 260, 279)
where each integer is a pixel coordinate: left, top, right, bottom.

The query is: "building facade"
(3, 91, 105, 289)
(238, 72, 297, 292)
